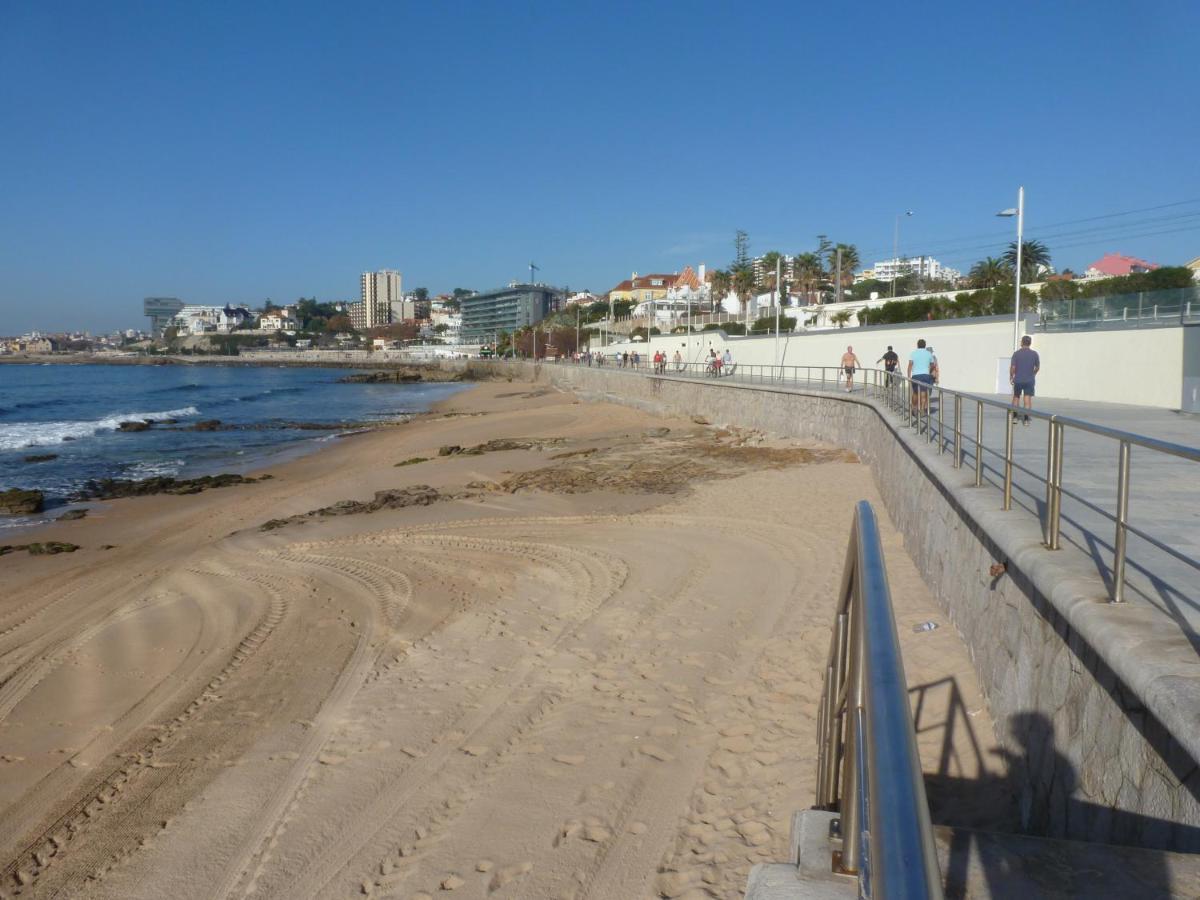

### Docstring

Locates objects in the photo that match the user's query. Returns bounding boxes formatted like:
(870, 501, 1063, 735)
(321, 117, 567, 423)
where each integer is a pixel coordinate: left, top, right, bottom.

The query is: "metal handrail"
(539, 355, 1200, 604)
(815, 501, 943, 899)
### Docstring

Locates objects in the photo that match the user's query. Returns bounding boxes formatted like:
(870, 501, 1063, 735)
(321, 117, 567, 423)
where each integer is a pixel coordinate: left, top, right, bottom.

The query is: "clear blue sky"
(2, 0, 1198, 334)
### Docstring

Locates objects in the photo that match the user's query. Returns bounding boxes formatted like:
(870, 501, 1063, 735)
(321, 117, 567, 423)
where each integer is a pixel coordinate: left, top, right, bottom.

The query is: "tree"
(1003, 240, 1052, 283)
(829, 243, 860, 298)
(758, 250, 784, 291)
(969, 257, 1010, 289)
(326, 314, 354, 333)
(733, 267, 756, 318)
(413, 287, 430, 302)
(732, 230, 751, 273)
(709, 269, 732, 314)
(793, 253, 823, 304)
(831, 310, 853, 328)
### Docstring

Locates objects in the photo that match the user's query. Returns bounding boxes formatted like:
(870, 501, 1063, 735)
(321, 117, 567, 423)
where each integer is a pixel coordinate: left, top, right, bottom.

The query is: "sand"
(0, 381, 1003, 899)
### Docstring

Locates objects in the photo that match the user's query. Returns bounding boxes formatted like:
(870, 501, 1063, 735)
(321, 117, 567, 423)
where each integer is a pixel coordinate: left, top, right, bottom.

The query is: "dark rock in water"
(74, 473, 265, 500)
(260, 484, 444, 531)
(62, 436, 77, 441)
(340, 371, 425, 384)
(24, 453, 59, 463)
(59, 508, 89, 521)
(118, 420, 152, 432)
(0, 488, 44, 515)
(190, 419, 223, 431)
(0, 541, 80, 557)
(160, 418, 179, 425)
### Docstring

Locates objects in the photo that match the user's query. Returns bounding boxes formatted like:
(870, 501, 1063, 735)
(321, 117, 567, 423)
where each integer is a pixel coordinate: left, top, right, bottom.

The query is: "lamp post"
(997, 186, 1025, 349)
(892, 210, 914, 297)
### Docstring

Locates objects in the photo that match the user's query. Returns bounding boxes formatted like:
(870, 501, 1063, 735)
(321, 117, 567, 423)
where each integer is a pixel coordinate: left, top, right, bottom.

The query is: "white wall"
(611, 318, 1188, 408)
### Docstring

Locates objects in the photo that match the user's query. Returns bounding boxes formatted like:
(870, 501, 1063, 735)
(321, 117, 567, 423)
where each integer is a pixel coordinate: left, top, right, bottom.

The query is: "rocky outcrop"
(23, 454, 58, 463)
(0, 488, 44, 515)
(260, 485, 445, 531)
(0, 541, 80, 556)
(117, 420, 152, 432)
(74, 473, 271, 500)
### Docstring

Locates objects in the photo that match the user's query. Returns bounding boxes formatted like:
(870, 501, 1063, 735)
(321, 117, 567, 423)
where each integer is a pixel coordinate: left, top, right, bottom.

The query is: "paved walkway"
(567, 362, 1200, 638)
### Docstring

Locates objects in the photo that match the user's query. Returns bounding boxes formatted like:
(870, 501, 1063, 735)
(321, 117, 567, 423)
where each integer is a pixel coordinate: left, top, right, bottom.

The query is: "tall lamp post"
(891, 211, 914, 297)
(997, 186, 1025, 349)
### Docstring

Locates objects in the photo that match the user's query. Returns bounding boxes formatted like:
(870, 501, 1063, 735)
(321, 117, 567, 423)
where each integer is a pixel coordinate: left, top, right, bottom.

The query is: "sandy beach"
(0, 379, 1000, 899)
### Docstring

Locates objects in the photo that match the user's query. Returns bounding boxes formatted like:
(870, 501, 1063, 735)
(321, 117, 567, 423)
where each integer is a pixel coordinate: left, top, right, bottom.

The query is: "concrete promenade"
(555, 360, 1200, 639)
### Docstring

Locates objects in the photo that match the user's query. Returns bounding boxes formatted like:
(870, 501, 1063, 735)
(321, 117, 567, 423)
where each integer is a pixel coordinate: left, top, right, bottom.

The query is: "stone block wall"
(465, 361, 1200, 852)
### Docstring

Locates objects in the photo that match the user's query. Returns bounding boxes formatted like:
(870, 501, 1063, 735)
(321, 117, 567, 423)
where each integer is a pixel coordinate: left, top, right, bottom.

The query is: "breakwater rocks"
(0, 488, 44, 515)
(74, 473, 272, 501)
(338, 367, 466, 384)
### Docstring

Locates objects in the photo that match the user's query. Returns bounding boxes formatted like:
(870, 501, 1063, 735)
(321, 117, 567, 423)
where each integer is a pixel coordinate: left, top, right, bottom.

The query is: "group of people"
(839, 336, 1040, 422)
(706, 347, 734, 377)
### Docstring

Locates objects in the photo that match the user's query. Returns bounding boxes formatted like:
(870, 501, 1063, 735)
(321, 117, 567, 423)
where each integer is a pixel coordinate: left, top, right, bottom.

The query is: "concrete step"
(745, 810, 1200, 899)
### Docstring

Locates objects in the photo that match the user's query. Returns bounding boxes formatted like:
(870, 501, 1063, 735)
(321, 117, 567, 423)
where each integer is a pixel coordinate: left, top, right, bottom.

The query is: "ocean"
(0, 363, 465, 526)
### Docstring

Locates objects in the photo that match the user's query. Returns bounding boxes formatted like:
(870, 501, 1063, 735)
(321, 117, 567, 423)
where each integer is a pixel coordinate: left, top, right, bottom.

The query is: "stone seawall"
(458, 360, 1200, 853)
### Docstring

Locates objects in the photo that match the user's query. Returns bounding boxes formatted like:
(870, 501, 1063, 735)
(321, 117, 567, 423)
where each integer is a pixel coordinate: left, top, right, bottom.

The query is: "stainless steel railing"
(545, 355, 1200, 605)
(815, 501, 943, 899)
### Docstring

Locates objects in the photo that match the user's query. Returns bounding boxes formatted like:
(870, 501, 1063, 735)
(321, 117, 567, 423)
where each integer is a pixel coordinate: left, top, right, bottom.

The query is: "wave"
(0, 397, 66, 417)
(149, 382, 207, 394)
(0, 406, 200, 450)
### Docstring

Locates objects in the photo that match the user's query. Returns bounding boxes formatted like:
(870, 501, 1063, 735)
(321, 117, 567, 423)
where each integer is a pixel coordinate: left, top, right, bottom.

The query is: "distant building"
(861, 257, 961, 285)
(752, 255, 796, 285)
(1084, 252, 1160, 279)
(460, 283, 563, 343)
(359, 269, 402, 329)
(144, 297, 185, 337)
(259, 310, 298, 332)
(172, 305, 254, 335)
(1186, 256, 1200, 278)
(608, 273, 679, 305)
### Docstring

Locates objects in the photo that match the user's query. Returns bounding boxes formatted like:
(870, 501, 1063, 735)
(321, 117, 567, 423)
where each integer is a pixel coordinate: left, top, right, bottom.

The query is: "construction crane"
(529, 261, 539, 284)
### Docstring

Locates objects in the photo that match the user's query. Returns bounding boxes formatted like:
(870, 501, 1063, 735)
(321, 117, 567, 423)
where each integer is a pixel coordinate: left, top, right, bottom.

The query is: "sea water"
(0, 364, 465, 524)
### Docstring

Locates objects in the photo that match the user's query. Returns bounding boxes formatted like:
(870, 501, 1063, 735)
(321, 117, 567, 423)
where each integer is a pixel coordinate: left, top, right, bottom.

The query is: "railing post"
(1044, 417, 1058, 546)
(935, 388, 943, 449)
(838, 595, 865, 874)
(1048, 421, 1063, 549)
(1003, 407, 1015, 510)
(1113, 440, 1131, 602)
(953, 394, 962, 468)
(974, 400, 984, 487)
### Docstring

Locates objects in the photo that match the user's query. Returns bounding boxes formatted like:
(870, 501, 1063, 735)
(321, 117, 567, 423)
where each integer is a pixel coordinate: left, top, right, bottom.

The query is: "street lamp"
(997, 186, 1025, 349)
(892, 211, 914, 297)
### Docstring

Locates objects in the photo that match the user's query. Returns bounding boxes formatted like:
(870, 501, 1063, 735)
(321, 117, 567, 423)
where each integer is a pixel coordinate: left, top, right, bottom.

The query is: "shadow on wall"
(911, 685, 1200, 898)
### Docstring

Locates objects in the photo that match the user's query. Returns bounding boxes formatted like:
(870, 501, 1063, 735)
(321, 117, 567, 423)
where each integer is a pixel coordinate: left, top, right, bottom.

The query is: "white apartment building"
(861, 257, 961, 285)
(752, 254, 796, 285)
(358, 269, 403, 330)
(259, 310, 299, 332)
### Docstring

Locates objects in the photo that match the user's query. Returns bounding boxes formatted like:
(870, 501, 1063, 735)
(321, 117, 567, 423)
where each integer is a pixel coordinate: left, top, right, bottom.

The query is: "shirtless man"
(840, 345, 861, 393)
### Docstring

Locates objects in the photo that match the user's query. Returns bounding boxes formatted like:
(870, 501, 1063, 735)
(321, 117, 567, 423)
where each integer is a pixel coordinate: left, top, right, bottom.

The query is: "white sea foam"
(0, 406, 200, 450)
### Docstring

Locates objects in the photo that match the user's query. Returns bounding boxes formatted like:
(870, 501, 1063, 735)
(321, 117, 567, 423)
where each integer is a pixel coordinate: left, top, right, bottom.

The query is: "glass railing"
(1039, 285, 1200, 330)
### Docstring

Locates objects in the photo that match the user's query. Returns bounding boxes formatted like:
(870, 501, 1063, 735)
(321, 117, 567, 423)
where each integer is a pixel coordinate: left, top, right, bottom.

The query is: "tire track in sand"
(0, 565, 290, 897)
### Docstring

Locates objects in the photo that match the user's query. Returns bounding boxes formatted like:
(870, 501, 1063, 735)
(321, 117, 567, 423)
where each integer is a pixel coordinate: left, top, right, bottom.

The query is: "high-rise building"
(144, 297, 185, 337)
(358, 269, 403, 329)
(461, 283, 563, 344)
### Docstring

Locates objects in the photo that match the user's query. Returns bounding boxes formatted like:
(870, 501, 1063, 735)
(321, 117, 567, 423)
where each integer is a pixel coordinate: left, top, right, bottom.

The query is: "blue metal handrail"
(816, 501, 943, 899)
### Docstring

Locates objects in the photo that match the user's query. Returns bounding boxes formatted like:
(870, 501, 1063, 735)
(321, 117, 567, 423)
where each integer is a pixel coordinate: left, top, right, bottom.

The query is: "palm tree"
(733, 267, 757, 319)
(709, 269, 732, 315)
(830, 243, 860, 295)
(969, 257, 1009, 289)
(758, 250, 784, 292)
(1003, 240, 1052, 283)
(793, 252, 823, 304)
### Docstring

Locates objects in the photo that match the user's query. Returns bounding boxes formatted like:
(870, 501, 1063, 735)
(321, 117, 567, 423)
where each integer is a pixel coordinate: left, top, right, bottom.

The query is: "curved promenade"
(472, 358, 1200, 853)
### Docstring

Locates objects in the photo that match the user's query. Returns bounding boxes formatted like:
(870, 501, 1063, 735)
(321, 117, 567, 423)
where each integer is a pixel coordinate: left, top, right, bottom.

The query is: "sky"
(1, 0, 1198, 334)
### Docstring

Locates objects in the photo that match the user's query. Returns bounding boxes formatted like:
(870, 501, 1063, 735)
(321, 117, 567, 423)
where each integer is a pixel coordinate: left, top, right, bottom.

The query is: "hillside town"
(4, 245, 1199, 360)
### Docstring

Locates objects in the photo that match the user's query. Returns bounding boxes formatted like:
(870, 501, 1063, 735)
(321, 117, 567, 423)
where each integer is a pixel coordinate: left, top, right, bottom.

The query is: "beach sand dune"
(0, 382, 999, 898)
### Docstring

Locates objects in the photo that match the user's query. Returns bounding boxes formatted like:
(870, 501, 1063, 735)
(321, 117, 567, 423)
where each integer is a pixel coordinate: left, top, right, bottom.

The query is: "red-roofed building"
(608, 272, 680, 304)
(1084, 252, 1160, 279)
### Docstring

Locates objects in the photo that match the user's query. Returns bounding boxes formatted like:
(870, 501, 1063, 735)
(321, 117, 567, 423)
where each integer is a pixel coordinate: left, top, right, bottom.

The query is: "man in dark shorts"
(840, 345, 861, 393)
(1010, 335, 1040, 425)
(877, 345, 899, 387)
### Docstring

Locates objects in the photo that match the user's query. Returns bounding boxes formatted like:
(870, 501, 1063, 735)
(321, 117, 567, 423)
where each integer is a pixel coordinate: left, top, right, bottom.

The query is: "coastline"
(0, 379, 998, 899)
(0, 353, 474, 373)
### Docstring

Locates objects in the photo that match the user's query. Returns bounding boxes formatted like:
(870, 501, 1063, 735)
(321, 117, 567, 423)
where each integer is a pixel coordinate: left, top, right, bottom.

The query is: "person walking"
(673, 349, 682, 372)
(721, 348, 733, 376)
(840, 345, 861, 393)
(1009, 335, 1041, 425)
(906, 338, 936, 417)
(877, 345, 899, 387)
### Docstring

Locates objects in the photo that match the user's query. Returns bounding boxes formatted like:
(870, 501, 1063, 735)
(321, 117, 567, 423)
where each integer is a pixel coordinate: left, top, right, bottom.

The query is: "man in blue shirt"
(907, 338, 936, 414)
(1009, 335, 1041, 425)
